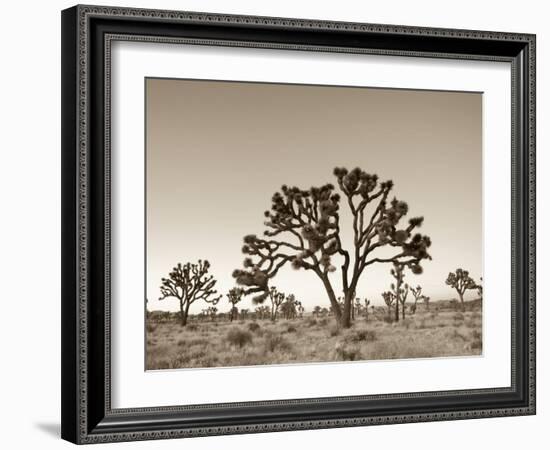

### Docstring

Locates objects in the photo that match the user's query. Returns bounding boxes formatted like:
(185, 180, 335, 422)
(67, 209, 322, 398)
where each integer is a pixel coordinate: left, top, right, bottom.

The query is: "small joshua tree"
(445, 268, 478, 312)
(280, 294, 299, 320)
(423, 295, 431, 311)
(227, 287, 244, 322)
(159, 260, 221, 327)
(410, 285, 423, 314)
(364, 298, 371, 321)
(255, 305, 270, 320)
(297, 302, 305, 318)
(206, 306, 218, 322)
(390, 263, 408, 322)
(267, 286, 285, 321)
(232, 166, 432, 328)
(353, 297, 363, 320)
(398, 283, 409, 320)
(313, 305, 322, 317)
(382, 291, 395, 318)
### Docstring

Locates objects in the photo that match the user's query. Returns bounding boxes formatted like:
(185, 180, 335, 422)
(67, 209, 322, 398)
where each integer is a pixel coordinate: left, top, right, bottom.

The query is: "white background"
(0, 0, 546, 449)
(112, 42, 511, 408)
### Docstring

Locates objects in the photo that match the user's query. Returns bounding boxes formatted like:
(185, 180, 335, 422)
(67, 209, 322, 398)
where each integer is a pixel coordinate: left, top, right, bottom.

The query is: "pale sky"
(145, 78, 482, 313)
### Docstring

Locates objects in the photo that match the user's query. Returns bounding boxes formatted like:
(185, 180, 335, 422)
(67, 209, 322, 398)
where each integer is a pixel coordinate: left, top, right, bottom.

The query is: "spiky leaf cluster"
(382, 291, 395, 307)
(226, 287, 244, 306)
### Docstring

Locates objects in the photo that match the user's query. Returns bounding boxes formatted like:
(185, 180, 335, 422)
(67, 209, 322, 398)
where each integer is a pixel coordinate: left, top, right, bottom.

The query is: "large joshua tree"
(232, 167, 432, 328)
(227, 287, 244, 322)
(445, 268, 478, 312)
(159, 260, 221, 326)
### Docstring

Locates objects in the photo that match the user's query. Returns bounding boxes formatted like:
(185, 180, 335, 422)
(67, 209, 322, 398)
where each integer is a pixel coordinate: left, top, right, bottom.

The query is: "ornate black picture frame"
(61, 4, 536, 444)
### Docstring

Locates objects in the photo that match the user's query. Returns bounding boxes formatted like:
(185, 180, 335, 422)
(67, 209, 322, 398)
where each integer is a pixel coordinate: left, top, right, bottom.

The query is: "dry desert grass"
(146, 307, 482, 370)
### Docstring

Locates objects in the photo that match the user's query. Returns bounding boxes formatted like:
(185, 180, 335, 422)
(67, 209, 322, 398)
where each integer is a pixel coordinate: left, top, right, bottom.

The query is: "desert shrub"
(471, 329, 482, 341)
(471, 339, 482, 350)
(453, 312, 465, 321)
(227, 328, 253, 348)
(154, 360, 170, 370)
(449, 329, 467, 340)
(329, 325, 341, 337)
(264, 333, 292, 353)
(465, 319, 477, 328)
(248, 322, 261, 332)
(417, 319, 427, 329)
(346, 329, 376, 343)
(334, 343, 362, 361)
(429, 312, 438, 320)
(177, 339, 186, 346)
(187, 337, 209, 346)
(306, 318, 317, 327)
(200, 356, 220, 367)
(400, 318, 413, 329)
(170, 354, 191, 368)
(318, 318, 328, 326)
(287, 325, 297, 333)
(186, 324, 198, 332)
(146, 323, 156, 333)
(382, 316, 393, 324)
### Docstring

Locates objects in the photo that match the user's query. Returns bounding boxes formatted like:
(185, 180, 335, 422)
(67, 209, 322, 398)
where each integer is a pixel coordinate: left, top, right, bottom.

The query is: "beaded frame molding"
(61, 4, 536, 444)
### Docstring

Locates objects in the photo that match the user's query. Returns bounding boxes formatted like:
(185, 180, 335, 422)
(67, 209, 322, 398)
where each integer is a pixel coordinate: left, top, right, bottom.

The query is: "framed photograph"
(61, 5, 536, 444)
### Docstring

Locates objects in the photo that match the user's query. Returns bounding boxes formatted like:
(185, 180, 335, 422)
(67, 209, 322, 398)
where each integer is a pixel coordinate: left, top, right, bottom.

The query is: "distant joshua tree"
(267, 287, 285, 321)
(445, 268, 478, 312)
(206, 306, 218, 322)
(410, 285, 423, 314)
(423, 295, 431, 311)
(297, 302, 305, 318)
(280, 294, 300, 320)
(255, 305, 270, 320)
(390, 263, 408, 322)
(232, 167, 432, 328)
(227, 287, 244, 322)
(159, 260, 221, 326)
(353, 297, 363, 320)
(364, 298, 371, 320)
(313, 305, 322, 317)
(382, 291, 395, 318)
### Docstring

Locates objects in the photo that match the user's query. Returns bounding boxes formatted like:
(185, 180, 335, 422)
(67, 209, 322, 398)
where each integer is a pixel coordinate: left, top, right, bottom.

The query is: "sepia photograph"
(145, 78, 483, 370)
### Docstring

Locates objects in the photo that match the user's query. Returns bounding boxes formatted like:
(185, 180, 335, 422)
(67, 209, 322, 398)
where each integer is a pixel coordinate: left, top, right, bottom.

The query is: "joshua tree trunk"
(180, 301, 190, 327)
(342, 293, 353, 328)
(320, 274, 343, 325)
(459, 292, 465, 312)
(396, 302, 401, 321)
(402, 303, 405, 320)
